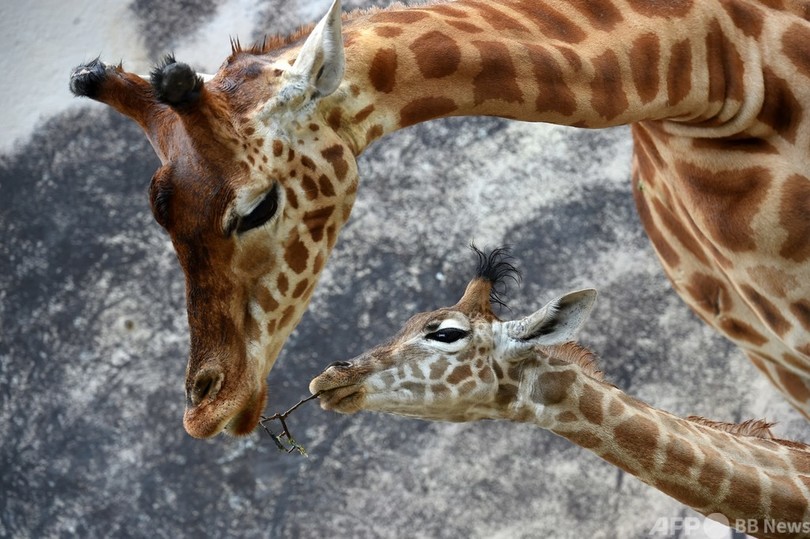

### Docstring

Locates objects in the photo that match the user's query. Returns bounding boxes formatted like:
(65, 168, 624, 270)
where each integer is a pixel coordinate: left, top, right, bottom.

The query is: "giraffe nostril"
(327, 361, 352, 369)
(188, 368, 224, 407)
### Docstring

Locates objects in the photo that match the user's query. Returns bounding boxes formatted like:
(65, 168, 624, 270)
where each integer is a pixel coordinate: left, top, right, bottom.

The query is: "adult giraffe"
(70, 0, 810, 438)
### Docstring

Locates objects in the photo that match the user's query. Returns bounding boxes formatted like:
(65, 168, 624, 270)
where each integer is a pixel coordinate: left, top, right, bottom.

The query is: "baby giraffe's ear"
(503, 289, 597, 348)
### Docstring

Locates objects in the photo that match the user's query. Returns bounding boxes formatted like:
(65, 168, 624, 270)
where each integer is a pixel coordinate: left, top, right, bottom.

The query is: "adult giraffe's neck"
(502, 345, 810, 531)
(323, 0, 762, 155)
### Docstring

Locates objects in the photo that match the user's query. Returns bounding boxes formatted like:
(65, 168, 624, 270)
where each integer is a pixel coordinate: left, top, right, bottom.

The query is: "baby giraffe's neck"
(498, 343, 810, 532)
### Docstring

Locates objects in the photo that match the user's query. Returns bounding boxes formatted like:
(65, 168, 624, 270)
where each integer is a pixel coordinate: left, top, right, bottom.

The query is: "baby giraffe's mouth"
(317, 384, 366, 413)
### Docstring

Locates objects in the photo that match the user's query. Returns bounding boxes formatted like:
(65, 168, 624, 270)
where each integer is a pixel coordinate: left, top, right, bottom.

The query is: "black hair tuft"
(470, 243, 521, 311)
(149, 54, 203, 108)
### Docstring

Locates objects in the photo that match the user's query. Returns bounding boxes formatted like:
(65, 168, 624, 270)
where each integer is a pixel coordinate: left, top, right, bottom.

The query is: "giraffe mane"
(227, 2, 427, 59)
(687, 416, 776, 439)
(471, 244, 521, 311)
(547, 342, 606, 382)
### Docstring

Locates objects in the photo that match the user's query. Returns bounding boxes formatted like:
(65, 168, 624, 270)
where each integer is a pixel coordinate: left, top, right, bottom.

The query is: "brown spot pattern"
(410, 31, 461, 79)
(313, 252, 325, 276)
(300, 156, 316, 171)
(777, 364, 810, 403)
(446, 20, 483, 33)
(400, 97, 458, 127)
(627, 0, 693, 18)
(590, 50, 629, 121)
(662, 436, 697, 479)
(327, 108, 342, 131)
(535, 370, 576, 405)
(374, 26, 403, 38)
(369, 48, 398, 93)
(447, 365, 473, 385)
(284, 237, 309, 274)
(759, 68, 802, 142)
(471, 41, 523, 105)
(633, 179, 681, 267)
(721, 0, 764, 37)
(614, 415, 659, 470)
(430, 358, 450, 380)
(667, 39, 692, 106)
(468, 2, 530, 32)
(279, 305, 297, 329)
(304, 205, 335, 243)
(284, 187, 298, 210)
(783, 23, 810, 78)
(277, 273, 288, 295)
(692, 137, 778, 154)
(704, 21, 745, 105)
(768, 474, 809, 523)
(321, 145, 348, 182)
(718, 317, 768, 346)
(256, 286, 279, 312)
(676, 163, 771, 252)
(366, 125, 383, 145)
(525, 45, 576, 116)
(790, 300, 810, 332)
(432, 4, 468, 18)
(317, 175, 335, 197)
(272, 140, 283, 157)
(656, 478, 711, 509)
(556, 411, 578, 423)
(629, 34, 661, 104)
(579, 384, 603, 425)
(725, 465, 763, 516)
(778, 175, 810, 262)
(370, 11, 428, 24)
(353, 104, 375, 123)
(513, 1, 586, 43)
(568, 0, 623, 30)
(741, 284, 791, 337)
(686, 273, 730, 317)
(496, 383, 518, 406)
(301, 175, 318, 200)
(564, 430, 602, 449)
(696, 446, 728, 491)
(652, 198, 709, 265)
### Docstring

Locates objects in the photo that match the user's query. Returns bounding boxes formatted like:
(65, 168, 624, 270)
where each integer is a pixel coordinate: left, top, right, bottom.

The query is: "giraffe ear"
(277, 0, 344, 109)
(504, 289, 597, 347)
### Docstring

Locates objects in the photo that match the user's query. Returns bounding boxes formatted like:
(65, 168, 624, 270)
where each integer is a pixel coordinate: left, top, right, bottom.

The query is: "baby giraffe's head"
(310, 247, 596, 421)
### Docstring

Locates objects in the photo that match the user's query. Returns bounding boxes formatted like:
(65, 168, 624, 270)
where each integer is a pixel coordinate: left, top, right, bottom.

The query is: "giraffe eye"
(236, 183, 280, 234)
(425, 328, 469, 343)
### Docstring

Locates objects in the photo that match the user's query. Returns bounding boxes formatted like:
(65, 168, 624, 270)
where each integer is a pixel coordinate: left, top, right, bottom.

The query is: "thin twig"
(259, 392, 322, 455)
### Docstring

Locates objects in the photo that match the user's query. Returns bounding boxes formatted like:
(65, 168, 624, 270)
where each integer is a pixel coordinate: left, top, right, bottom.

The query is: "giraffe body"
(310, 248, 810, 536)
(70, 0, 810, 437)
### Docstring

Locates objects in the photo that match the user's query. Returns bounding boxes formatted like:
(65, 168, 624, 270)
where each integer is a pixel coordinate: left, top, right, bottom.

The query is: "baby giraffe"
(311, 247, 810, 536)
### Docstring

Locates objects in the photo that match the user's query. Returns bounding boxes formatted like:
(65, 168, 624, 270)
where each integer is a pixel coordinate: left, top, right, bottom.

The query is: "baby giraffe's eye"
(425, 328, 470, 343)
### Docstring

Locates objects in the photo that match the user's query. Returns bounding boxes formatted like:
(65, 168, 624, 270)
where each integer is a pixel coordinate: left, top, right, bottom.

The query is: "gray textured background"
(1, 1, 807, 538)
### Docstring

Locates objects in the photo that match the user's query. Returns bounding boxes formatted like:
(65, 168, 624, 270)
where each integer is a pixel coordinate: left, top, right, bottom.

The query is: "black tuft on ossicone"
(470, 244, 522, 310)
(69, 58, 109, 99)
(150, 55, 203, 109)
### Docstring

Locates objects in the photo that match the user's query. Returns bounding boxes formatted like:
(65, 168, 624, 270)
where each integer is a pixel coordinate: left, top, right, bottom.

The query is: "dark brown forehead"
(148, 156, 236, 239)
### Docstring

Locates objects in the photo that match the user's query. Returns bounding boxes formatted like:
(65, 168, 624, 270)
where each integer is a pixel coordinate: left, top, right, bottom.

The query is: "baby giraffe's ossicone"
(310, 247, 810, 535)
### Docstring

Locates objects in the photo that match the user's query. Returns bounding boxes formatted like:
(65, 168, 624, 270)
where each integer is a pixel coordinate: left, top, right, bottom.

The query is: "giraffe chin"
(183, 384, 268, 439)
(315, 385, 366, 415)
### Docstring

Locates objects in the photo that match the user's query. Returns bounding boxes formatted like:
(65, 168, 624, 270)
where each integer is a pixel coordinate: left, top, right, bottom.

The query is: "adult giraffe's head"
(69, 0, 354, 438)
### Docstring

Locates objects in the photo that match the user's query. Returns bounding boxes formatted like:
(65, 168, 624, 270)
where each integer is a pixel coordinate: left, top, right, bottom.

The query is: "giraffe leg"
(747, 352, 810, 420)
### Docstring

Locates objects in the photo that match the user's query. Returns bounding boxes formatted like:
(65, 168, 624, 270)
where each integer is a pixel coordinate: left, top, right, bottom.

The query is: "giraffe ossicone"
(70, 0, 810, 437)
(310, 247, 810, 531)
